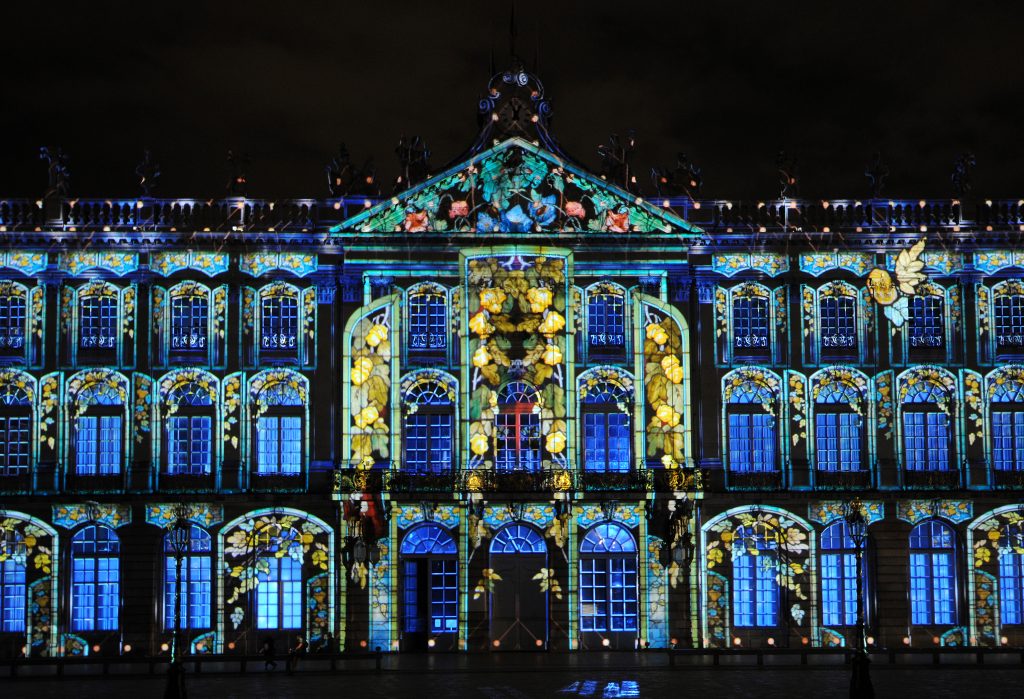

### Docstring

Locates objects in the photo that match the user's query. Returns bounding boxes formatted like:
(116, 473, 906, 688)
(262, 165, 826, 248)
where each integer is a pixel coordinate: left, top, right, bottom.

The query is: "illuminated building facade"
(1, 65, 1024, 658)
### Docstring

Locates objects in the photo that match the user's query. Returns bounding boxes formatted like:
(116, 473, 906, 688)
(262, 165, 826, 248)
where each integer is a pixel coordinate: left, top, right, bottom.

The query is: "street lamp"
(843, 498, 874, 699)
(166, 505, 193, 663)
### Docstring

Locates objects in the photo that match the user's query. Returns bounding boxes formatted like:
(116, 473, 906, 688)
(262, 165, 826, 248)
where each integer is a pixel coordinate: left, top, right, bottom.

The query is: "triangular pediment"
(334, 138, 701, 236)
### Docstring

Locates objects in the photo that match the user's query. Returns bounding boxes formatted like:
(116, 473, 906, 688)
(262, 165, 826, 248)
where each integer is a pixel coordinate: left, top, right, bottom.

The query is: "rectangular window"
(910, 552, 955, 625)
(495, 411, 540, 472)
(71, 556, 118, 631)
(409, 294, 447, 351)
(732, 296, 770, 355)
(1, 559, 26, 632)
(79, 296, 118, 350)
(909, 296, 945, 349)
(583, 412, 630, 473)
(580, 556, 638, 633)
(261, 296, 299, 351)
(0, 416, 31, 476)
(404, 413, 453, 474)
(76, 415, 122, 476)
(168, 416, 212, 475)
(430, 559, 458, 633)
(820, 296, 858, 353)
(993, 411, 1024, 471)
(821, 552, 858, 626)
(1000, 553, 1024, 625)
(401, 560, 420, 633)
(815, 412, 861, 472)
(734, 553, 778, 627)
(728, 413, 775, 473)
(588, 294, 626, 350)
(164, 556, 211, 630)
(995, 295, 1024, 353)
(170, 296, 209, 352)
(0, 296, 26, 351)
(256, 416, 302, 475)
(903, 412, 949, 471)
(257, 556, 301, 629)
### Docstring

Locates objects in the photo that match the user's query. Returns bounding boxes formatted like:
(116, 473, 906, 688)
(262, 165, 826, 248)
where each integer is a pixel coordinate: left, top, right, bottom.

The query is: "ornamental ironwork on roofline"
(1, 196, 1024, 240)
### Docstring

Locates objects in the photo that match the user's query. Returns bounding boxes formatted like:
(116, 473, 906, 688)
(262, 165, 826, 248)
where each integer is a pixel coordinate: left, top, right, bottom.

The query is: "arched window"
(901, 380, 951, 473)
(819, 289, 858, 359)
(490, 524, 545, 553)
(733, 524, 779, 627)
(732, 292, 770, 360)
(252, 374, 306, 476)
(994, 288, 1024, 358)
(260, 288, 299, 355)
(0, 531, 26, 632)
(725, 377, 777, 474)
(991, 374, 1024, 472)
(165, 380, 214, 476)
(400, 524, 458, 636)
(72, 376, 126, 477)
(579, 523, 638, 634)
(256, 554, 302, 629)
(71, 525, 120, 631)
(0, 381, 32, 477)
(587, 284, 626, 356)
(495, 382, 540, 472)
(0, 285, 27, 358)
(814, 380, 862, 472)
(78, 289, 118, 355)
(908, 294, 945, 353)
(163, 525, 212, 630)
(169, 285, 209, 361)
(408, 285, 448, 354)
(580, 379, 631, 473)
(999, 523, 1024, 625)
(403, 378, 454, 474)
(909, 521, 957, 625)
(820, 521, 860, 627)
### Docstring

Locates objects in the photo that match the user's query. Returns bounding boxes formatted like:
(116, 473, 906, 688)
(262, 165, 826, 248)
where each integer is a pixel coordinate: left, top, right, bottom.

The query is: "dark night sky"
(3, 1, 1023, 200)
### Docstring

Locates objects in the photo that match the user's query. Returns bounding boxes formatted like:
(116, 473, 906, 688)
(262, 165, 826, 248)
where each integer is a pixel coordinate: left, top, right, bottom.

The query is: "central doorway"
(399, 523, 458, 652)
(489, 523, 548, 650)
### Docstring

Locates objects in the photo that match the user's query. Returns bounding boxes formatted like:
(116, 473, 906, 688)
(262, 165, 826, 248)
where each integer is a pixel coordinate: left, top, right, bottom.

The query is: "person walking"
(286, 635, 307, 675)
(260, 637, 277, 671)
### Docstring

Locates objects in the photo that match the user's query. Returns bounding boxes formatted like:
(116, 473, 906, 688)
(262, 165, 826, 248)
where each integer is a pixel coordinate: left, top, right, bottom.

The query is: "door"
(489, 524, 548, 650)
(401, 559, 428, 651)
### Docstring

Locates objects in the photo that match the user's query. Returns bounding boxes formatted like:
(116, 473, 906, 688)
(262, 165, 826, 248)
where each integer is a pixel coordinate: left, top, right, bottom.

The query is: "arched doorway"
(489, 523, 547, 650)
(399, 523, 458, 651)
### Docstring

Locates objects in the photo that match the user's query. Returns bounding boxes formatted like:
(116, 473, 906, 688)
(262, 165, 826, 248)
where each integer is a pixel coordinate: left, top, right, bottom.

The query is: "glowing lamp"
(822, 226, 830, 233)
(918, 200, 926, 208)
(986, 225, 994, 231)
(92, 645, 100, 653)
(359, 640, 367, 648)
(602, 638, 610, 647)
(161, 643, 169, 652)
(136, 201, 144, 209)
(333, 202, 341, 210)
(493, 640, 501, 647)
(535, 640, 543, 647)
(932, 636, 940, 645)
(228, 642, 236, 650)
(759, 226, 767, 233)
(427, 639, 436, 648)
(1001, 636, 1009, 645)
(801, 637, 809, 645)
(491, 113, 499, 122)
(670, 638, 678, 646)
(919, 225, 927, 232)
(985, 199, 993, 207)
(123, 644, 132, 653)
(866, 637, 874, 646)
(103, 226, 111, 232)
(767, 638, 775, 646)
(902, 637, 911, 645)
(693, 202, 701, 210)
(733, 637, 742, 647)
(662, 200, 670, 208)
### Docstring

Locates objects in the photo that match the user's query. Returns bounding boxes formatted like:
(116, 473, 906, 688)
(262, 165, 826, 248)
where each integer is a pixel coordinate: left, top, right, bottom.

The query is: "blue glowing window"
(909, 521, 956, 625)
(992, 411, 1024, 472)
(260, 295, 298, 351)
(0, 295, 26, 351)
(908, 295, 945, 349)
(588, 293, 625, 350)
(71, 525, 120, 632)
(819, 295, 857, 352)
(732, 296, 770, 354)
(404, 413, 453, 474)
(75, 415, 122, 476)
(903, 411, 949, 471)
(820, 521, 860, 627)
(733, 526, 778, 627)
(727, 413, 776, 473)
(163, 525, 212, 630)
(1, 558, 26, 632)
(170, 295, 208, 352)
(1000, 526, 1024, 625)
(0, 416, 31, 476)
(409, 292, 447, 351)
(583, 412, 630, 473)
(79, 295, 118, 350)
(995, 294, 1024, 353)
(256, 555, 302, 630)
(167, 416, 212, 475)
(430, 559, 458, 632)
(256, 416, 302, 475)
(495, 383, 540, 472)
(490, 524, 545, 554)
(815, 412, 861, 472)
(580, 557, 638, 633)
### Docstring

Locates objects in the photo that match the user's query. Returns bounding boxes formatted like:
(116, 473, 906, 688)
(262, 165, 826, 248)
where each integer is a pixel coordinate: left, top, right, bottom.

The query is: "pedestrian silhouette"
(286, 635, 307, 675)
(260, 637, 277, 671)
